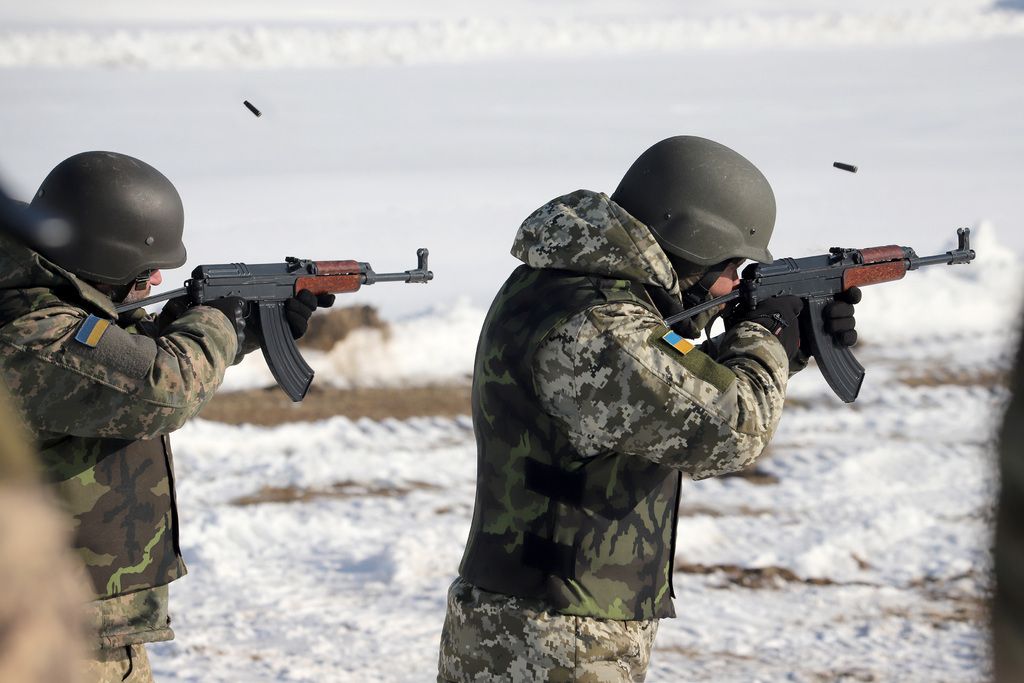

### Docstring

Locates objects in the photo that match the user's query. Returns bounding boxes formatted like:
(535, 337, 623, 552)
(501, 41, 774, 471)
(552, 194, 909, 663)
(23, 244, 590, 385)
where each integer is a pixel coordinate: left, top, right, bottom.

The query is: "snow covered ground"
(1, 0, 1022, 680)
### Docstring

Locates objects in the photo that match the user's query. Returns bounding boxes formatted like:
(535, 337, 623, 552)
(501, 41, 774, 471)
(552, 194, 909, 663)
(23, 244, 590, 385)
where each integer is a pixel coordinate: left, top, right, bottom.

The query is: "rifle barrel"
(366, 271, 432, 283)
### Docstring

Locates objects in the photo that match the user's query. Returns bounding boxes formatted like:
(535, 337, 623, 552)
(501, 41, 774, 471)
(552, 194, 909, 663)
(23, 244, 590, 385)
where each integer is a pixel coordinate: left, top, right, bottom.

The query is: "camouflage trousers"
(438, 578, 658, 683)
(82, 644, 154, 683)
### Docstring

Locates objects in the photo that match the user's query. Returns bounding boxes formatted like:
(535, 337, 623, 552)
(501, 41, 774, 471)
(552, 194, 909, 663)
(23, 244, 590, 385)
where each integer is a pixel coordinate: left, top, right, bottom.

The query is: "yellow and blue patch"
(660, 330, 694, 355)
(74, 314, 112, 348)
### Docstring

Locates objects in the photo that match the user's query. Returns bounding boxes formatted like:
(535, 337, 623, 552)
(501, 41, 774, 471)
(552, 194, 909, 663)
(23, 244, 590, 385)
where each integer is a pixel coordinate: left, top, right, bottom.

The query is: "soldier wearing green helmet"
(611, 135, 776, 266)
(437, 136, 858, 681)
(0, 152, 331, 681)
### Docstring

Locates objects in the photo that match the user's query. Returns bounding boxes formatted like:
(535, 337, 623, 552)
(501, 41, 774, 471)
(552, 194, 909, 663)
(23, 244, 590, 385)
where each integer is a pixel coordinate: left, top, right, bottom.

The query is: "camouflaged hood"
(512, 190, 683, 301)
(0, 232, 117, 318)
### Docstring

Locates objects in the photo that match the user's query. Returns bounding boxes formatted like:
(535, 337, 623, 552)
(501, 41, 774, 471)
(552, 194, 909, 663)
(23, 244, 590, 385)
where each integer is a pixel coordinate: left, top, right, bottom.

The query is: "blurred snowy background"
(1, 0, 1022, 680)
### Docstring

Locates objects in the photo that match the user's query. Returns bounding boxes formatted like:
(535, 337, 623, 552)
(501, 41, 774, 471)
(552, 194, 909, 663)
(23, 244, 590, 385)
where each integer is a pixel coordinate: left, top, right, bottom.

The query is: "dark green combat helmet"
(611, 136, 775, 267)
(25, 151, 186, 285)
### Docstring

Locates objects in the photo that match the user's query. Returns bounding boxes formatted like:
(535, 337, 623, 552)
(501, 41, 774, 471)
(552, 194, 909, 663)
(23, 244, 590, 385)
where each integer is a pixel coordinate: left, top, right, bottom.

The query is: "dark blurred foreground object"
(0, 385, 92, 683)
(995, 326, 1024, 681)
(0, 186, 91, 682)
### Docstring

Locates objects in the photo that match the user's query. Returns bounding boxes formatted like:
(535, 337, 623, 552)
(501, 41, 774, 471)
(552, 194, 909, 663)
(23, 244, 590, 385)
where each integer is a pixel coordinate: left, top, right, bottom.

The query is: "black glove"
(823, 287, 860, 347)
(204, 296, 251, 360)
(284, 290, 335, 340)
(726, 295, 805, 362)
(156, 294, 191, 332)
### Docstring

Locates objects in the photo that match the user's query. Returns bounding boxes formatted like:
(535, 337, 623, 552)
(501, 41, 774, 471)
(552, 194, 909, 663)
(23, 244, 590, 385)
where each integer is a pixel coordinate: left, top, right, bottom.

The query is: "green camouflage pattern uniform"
(0, 232, 238, 660)
(439, 190, 790, 682)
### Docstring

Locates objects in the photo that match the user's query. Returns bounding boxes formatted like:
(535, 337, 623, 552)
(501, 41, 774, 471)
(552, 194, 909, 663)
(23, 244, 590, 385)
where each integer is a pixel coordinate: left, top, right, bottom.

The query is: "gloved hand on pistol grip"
(284, 290, 336, 340)
(726, 295, 805, 363)
(156, 294, 191, 332)
(824, 287, 861, 347)
(204, 296, 253, 362)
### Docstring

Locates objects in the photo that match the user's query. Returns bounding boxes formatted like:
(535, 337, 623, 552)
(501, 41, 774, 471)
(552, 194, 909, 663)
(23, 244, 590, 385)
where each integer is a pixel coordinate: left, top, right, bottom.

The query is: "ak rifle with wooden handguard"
(665, 229, 976, 403)
(116, 249, 434, 401)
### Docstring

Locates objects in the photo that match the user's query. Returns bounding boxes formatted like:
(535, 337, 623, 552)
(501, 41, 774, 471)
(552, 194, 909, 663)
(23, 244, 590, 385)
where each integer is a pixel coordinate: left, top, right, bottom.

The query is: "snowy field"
(1, 0, 1022, 681)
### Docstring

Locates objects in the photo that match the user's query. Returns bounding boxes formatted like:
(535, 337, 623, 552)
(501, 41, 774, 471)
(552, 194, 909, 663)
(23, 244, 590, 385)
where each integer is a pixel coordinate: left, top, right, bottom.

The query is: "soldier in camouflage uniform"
(438, 136, 859, 682)
(0, 152, 331, 682)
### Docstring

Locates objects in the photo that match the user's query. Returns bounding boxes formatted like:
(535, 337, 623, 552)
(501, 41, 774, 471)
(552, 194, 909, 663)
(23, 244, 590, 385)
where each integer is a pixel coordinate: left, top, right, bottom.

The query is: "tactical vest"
(40, 433, 186, 599)
(459, 266, 682, 621)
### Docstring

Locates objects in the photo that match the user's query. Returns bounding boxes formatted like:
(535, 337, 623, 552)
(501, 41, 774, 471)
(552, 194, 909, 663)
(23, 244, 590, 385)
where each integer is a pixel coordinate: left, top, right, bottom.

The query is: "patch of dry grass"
(674, 562, 851, 589)
(719, 465, 780, 486)
(200, 384, 471, 425)
(896, 368, 1007, 389)
(677, 503, 774, 518)
(230, 479, 442, 506)
(201, 303, 470, 424)
(298, 305, 389, 351)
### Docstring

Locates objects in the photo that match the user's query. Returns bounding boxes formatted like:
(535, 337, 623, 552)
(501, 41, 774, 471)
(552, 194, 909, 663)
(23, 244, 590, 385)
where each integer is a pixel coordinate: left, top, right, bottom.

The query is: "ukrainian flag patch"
(661, 330, 694, 355)
(74, 315, 112, 348)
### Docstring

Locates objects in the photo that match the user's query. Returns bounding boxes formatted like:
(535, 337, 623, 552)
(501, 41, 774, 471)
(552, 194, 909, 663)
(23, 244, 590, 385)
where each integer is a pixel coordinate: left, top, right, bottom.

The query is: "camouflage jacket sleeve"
(534, 301, 789, 480)
(702, 331, 808, 377)
(0, 305, 238, 440)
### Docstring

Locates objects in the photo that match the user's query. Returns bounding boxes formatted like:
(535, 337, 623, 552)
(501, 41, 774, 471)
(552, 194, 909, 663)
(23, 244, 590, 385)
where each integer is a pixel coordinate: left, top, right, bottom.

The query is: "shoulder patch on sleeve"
(648, 325, 736, 393)
(68, 321, 159, 380)
(660, 330, 695, 355)
(74, 315, 112, 348)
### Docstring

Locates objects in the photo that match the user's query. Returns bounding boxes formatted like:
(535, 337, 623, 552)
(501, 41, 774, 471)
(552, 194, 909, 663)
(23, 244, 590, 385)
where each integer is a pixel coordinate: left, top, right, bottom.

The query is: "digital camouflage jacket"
(0, 232, 238, 647)
(458, 190, 790, 621)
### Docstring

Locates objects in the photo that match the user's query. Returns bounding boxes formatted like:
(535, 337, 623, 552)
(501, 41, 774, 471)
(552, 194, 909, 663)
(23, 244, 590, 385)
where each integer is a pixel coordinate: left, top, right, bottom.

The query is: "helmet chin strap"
(95, 271, 150, 306)
(133, 270, 153, 290)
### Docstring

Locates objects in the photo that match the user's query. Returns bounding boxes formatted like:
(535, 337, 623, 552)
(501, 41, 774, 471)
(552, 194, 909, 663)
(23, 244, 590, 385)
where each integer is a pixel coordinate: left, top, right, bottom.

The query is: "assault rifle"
(666, 229, 976, 402)
(116, 249, 433, 401)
